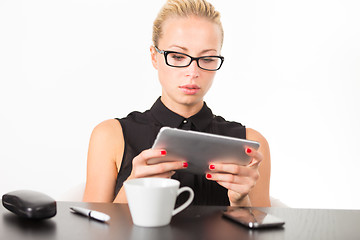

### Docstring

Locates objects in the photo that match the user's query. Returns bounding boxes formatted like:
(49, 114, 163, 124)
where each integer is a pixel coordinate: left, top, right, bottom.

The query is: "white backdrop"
(1, 0, 359, 209)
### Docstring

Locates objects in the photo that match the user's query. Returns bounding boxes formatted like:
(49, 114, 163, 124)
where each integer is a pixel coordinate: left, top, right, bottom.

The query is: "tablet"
(150, 127, 260, 174)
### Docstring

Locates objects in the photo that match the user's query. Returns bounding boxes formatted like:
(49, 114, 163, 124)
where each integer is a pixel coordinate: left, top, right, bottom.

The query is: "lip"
(179, 84, 201, 95)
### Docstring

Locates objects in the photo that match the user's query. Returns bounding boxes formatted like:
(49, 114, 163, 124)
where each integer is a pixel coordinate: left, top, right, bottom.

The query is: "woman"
(83, 0, 271, 207)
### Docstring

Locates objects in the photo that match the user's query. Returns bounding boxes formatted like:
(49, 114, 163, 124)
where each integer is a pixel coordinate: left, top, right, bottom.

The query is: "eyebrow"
(168, 45, 218, 55)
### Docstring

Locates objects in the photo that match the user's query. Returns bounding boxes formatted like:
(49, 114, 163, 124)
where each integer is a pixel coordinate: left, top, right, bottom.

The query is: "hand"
(129, 149, 188, 179)
(206, 147, 263, 206)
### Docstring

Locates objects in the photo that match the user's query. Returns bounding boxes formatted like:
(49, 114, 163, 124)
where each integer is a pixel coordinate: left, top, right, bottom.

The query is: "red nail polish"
(160, 150, 167, 156)
(209, 164, 215, 170)
(246, 148, 252, 154)
(183, 162, 188, 168)
(206, 173, 212, 179)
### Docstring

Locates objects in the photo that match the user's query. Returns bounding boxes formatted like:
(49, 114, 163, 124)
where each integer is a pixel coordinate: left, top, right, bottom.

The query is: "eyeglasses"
(154, 46, 224, 71)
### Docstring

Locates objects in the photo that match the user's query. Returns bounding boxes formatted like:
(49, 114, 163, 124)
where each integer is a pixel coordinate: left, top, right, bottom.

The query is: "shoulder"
(92, 119, 123, 138)
(212, 115, 245, 130)
(210, 115, 246, 138)
(119, 109, 152, 125)
(119, 110, 159, 142)
(246, 128, 269, 148)
(246, 128, 270, 162)
(90, 119, 123, 150)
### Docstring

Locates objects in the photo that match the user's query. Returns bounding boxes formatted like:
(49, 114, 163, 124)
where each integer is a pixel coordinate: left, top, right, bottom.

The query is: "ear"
(150, 46, 158, 70)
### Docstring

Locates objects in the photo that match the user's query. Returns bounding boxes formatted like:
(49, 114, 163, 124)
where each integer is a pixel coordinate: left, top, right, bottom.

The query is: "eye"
(171, 54, 186, 61)
(200, 57, 218, 65)
(202, 58, 215, 63)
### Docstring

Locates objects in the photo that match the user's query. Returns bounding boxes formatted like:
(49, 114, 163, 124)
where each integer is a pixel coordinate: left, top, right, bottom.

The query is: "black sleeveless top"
(115, 97, 246, 205)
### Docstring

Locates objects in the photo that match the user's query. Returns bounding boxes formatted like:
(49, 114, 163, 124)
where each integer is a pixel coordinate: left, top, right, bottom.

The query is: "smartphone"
(223, 207, 285, 229)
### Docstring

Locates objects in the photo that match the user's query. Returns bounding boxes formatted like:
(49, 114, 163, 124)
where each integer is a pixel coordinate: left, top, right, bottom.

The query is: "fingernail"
(209, 164, 215, 170)
(206, 173, 212, 179)
(246, 148, 252, 154)
(183, 162, 188, 168)
(160, 150, 167, 156)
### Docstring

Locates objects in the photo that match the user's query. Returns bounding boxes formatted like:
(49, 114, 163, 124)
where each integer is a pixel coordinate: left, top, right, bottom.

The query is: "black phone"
(223, 207, 285, 229)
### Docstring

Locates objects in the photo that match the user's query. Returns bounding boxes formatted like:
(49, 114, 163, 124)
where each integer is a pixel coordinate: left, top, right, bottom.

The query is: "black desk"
(1, 201, 360, 240)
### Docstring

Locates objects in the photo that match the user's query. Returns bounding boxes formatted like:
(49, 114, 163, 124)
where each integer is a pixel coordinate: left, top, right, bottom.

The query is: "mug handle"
(172, 186, 194, 216)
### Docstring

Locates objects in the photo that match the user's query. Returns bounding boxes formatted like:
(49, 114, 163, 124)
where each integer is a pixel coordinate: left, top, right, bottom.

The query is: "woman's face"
(151, 16, 222, 111)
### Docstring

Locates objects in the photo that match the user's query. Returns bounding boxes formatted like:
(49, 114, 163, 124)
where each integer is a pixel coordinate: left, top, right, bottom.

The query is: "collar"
(150, 97, 214, 131)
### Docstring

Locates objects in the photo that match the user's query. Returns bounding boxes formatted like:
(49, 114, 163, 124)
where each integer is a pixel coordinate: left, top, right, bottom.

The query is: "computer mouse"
(2, 190, 56, 219)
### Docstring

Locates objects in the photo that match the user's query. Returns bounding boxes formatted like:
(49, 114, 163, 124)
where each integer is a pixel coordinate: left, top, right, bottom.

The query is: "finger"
(206, 172, 255, 185)
(133, 170, 175, 179)
(133, 148, 167, 165)
(137, 160, 187, 177)
(245, 147, 263, 167)
(148, 171, 176, 179)
(208, 163, 252, 177)
(206, 172, 239, 183)
(217, 181, 252, 197)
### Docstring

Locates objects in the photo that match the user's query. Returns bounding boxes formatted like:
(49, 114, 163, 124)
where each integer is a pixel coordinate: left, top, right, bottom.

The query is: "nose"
(185, 59, 200, 78)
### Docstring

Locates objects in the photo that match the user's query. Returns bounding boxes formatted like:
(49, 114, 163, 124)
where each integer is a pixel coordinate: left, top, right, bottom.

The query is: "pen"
(70, 206, 110, 222)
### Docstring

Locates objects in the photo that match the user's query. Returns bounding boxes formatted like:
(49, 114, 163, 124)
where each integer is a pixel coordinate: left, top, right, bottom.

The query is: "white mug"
(124, 178, 194, 227)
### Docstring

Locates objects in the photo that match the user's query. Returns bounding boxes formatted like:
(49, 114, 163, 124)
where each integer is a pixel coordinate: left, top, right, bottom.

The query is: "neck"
(160, 96, 204, 118)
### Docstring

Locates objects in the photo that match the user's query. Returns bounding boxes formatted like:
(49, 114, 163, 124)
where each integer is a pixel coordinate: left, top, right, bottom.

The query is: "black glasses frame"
(155, 46, 224, 71)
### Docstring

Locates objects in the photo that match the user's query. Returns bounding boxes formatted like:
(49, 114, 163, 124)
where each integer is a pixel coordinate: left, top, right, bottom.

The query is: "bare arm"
(246, 128, 271, 207)
(83, 119, 124, 202)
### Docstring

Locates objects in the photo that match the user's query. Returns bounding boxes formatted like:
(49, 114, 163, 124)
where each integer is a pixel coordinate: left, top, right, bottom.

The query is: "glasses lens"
(198, 57, 222, 70)
(166, 52, 191, 67)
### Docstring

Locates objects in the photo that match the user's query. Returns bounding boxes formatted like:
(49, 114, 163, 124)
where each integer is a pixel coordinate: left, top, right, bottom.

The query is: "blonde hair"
(153, 0, 223, 48)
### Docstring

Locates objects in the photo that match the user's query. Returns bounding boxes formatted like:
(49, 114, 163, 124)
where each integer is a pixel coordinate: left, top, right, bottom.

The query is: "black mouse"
(2, 190, 56, 219)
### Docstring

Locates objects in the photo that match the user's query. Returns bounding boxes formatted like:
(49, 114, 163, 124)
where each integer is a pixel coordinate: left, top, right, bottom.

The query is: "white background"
(0, 0, 359, 209)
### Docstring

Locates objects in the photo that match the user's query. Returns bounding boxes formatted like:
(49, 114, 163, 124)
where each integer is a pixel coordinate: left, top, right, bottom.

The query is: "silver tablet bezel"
(150, 127, 260, 174)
